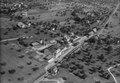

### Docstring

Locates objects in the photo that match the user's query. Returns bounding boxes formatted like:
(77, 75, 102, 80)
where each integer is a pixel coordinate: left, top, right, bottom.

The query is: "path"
(107, 64, 120, 83)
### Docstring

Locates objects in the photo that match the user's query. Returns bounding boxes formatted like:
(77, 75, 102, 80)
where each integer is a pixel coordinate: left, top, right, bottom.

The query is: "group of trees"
(17, 38, 29, 47)
(59, 60, 87, 79)
(57, 32, 118, 80)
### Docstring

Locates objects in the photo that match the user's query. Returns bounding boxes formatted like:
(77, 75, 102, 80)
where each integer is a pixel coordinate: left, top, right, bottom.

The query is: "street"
(33, 3, 120, 83)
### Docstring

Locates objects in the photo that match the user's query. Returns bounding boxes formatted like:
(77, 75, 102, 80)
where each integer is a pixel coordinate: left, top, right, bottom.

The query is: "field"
(0, 1, 120, 83)
(0, 17, 16, 29)
(51, 6, 120, 83)
(1, 42, 47, 83)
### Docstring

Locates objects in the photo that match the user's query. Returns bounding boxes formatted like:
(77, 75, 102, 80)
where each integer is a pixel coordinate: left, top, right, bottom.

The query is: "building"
(17, 22, 26, 28)
(31, 42, 40, 46)
(48, 58, 55, 63)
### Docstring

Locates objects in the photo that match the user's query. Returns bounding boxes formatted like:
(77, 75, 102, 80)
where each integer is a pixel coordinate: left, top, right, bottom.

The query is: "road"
(107, 64, 120, 83)
(33, 36, 88, 83)
(42, 78, 64, 83)
(45, 36, 88, 71)
(0, 37, 19, 42)
(33, 3, 120, 83)
(0, 35, 32, 43)
(97, 3, 120, 36)
(31, 43, 53, 51)
(99, 3, 120, 83)
(33, 73, 48, 83)
(97, 3, 120, 83)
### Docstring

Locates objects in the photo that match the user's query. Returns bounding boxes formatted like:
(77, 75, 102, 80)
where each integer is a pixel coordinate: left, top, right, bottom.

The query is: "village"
(0, 0, 120, 83)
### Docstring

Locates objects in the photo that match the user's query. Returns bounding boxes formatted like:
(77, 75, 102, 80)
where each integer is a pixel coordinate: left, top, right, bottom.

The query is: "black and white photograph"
(0, 0, 120, 83)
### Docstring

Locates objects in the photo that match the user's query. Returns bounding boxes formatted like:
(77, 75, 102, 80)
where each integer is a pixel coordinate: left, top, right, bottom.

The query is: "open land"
(0, 0, 120, 83)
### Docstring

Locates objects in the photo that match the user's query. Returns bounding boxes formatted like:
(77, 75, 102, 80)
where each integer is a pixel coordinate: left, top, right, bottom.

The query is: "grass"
(0, 17, 16, 29)
(0, 2, 120, 83)
(1, 43, 47, 83)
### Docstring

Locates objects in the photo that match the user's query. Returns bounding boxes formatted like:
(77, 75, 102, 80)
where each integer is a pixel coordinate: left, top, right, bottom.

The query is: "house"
(48, 58, 55, 63)
(31, 42, 40, 46)
(17, 22, 26, 28)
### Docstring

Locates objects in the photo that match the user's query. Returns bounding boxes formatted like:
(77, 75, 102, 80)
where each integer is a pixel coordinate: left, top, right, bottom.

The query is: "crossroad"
(33, 36, 88, 83)
(35, 31, 98, 83)
(33, 3, 120, 83)
(45, 36, 88, 71)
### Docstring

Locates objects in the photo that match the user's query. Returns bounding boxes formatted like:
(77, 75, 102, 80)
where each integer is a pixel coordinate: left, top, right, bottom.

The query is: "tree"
(12, 26, 18, 31)
(62, 77, 67, 81)
(60, 63, 69, 69)
(60, 26, 70, 34)
(17, 38, 28, 47)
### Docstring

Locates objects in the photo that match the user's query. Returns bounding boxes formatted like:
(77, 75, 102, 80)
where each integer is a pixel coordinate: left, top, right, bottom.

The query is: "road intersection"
(32, 3, 120, 83)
